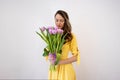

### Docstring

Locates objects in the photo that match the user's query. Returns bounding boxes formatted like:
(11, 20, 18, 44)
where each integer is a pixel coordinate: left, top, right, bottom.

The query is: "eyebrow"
(55, 19, 64, 20)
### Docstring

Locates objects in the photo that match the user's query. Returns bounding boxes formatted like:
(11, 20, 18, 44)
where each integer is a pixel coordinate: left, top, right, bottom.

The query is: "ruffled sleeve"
(70, 33, 80, 64)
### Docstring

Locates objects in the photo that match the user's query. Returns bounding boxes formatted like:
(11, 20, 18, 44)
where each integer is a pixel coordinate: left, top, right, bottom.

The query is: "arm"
(58, 54, 78, 65)
(58, 33, 80, 65)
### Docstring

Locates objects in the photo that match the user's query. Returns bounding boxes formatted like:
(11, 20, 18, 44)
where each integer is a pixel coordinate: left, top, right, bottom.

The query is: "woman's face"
(55, 14, 65, 29)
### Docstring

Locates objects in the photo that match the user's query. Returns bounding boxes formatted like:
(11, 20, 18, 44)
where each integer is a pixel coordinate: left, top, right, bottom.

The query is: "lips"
(57, 26, 62, 29)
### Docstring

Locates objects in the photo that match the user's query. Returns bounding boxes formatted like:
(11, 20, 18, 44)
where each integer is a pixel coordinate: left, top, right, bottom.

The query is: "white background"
(0, 0, 120, 80)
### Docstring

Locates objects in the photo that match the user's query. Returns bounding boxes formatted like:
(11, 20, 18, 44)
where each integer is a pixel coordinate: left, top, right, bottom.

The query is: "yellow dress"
(48, 33, 80, 80)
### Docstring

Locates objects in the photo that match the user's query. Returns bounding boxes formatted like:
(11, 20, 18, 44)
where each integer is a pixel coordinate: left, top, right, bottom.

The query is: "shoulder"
(69, 32, 78, 46)
(71, 32, 77, 39)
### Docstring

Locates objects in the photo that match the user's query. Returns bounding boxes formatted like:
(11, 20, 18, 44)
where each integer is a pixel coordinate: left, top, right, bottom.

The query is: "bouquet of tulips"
(36, 26, 67, 71)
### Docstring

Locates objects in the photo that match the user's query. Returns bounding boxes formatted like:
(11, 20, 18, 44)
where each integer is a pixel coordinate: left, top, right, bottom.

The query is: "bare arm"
(58, 55, 78, 65)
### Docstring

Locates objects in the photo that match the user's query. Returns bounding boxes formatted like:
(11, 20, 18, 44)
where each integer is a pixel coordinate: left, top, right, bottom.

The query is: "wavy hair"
(55, 10, 73, 43)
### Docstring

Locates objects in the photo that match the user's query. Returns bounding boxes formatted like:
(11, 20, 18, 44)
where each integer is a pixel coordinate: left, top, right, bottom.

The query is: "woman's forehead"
(55, 14, 64, 19)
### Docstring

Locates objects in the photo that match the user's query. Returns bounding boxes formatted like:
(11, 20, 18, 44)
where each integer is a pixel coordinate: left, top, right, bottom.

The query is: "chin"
(58, 26, 63, 29)
(58, 27, 62, 29)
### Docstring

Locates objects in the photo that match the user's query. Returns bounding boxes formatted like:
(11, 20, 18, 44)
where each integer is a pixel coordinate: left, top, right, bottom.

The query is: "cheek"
(55, 22, 58, 25)
(55, 22, 64, 28)
(60, 23, 64, 28)
(55, 22, 59, 26)
(61, 23, 64, 26)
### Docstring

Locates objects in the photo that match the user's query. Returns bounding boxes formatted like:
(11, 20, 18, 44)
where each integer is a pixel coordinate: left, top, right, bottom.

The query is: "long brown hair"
(55, 10, 73, 42)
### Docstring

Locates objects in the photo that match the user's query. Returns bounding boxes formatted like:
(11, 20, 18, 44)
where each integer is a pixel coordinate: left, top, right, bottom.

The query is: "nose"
(57, 21, 61, 24)
(56, 22, 61, 26)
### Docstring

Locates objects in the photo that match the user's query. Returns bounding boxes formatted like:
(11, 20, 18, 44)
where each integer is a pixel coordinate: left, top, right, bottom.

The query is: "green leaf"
(42, 48, 49, 56)
(36, 31, 48, 44)
(55, 53, 61, 65)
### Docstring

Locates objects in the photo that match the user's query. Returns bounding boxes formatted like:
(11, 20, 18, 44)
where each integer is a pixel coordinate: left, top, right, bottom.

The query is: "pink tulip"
(48, 53, 56, 65)
(54, 27, 58, 30)
(57, 29, 63, 34)
(48, 29, 53, 34)
(52, 30, 57, 34)
(40, 27, 46, 32)
(47, 26, 53, 30)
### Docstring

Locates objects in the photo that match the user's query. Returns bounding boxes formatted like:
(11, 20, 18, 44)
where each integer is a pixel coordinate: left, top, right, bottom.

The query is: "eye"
(60, 20, 64, 23)
(55, 19, 64, 23)
(55, 19, 58, 22)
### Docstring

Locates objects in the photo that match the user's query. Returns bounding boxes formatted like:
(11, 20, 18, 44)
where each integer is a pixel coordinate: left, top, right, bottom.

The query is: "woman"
(48, 10, 80, 80)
